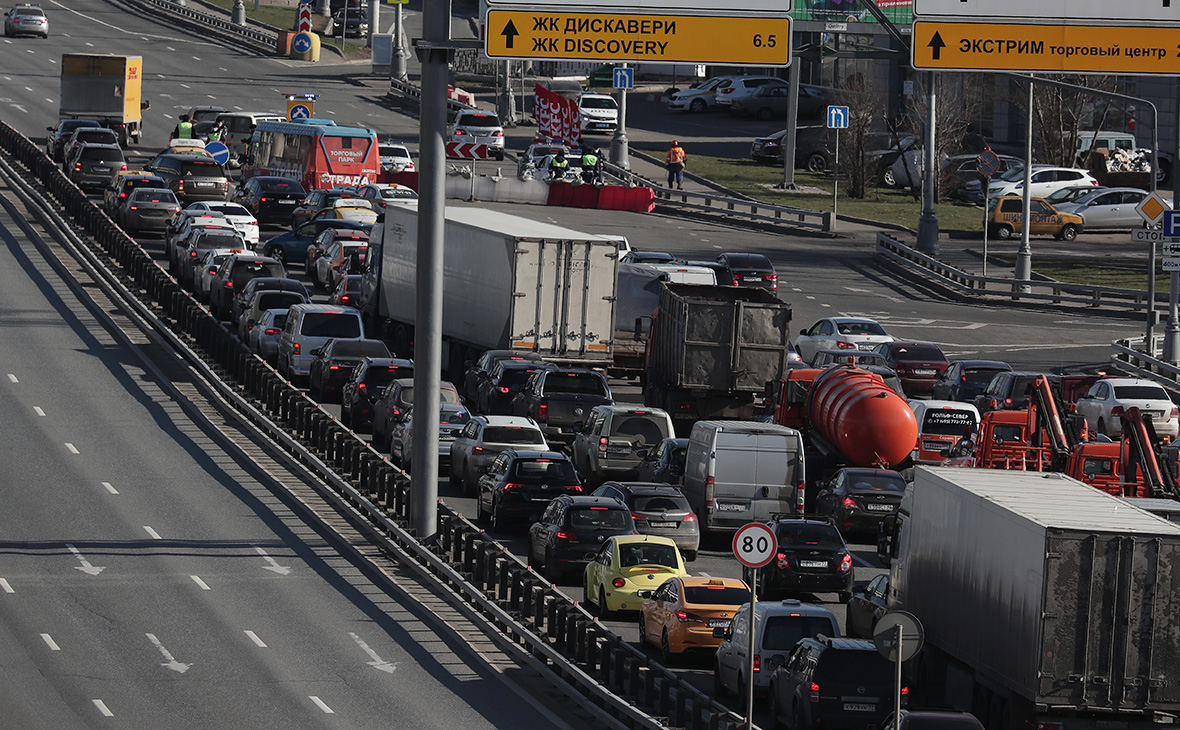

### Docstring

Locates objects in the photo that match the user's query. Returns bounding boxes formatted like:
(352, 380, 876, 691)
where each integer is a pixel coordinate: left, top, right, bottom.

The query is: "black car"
(768, 636, 896, 730)
(635, 437, 688, 485)
(233, 277, 311, 333)
(145, 153, 231, 204)
(477, 360, 556, 415)
(527, 495, 635, 582)
(46, 119, 100, 162)
(232, 176, 306, 225)
(715, 252, 777, 292)
(477, 450, 583, 531)
(68, 143, 127, 190)
(845, 574, 889, 639)
(974, 371, 1062, 413)
(931, 359, 1014, 402)
(309, 338, 393, 402)
(814, 468, 906, 535)
(753, 519, 853, 602)
(330, 6, 368, 37)
(340, 358, 415, 432)
(462, 349, 544, 404)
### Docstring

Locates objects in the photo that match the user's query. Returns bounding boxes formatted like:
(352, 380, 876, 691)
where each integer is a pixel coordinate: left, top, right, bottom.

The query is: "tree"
(836, 75, 887, 199)
(897, 72, 986, 203)
(1009, 74, 1125, 168)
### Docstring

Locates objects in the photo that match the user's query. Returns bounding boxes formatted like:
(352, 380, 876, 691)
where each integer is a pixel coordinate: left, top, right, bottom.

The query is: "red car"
(872, 341, 949, 397)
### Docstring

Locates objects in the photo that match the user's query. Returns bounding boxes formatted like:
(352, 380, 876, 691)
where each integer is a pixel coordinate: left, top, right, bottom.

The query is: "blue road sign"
(613, 67, 634, 90)
(1165, 209, 1180, 237)
(204, 141, 230, 165)
(292, 32, 313, 54)
(289, 104, 311, 120)
(827, 105, 850, 129)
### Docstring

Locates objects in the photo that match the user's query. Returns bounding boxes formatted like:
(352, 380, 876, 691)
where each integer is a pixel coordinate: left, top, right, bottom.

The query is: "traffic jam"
(15, 6, 1180, 729)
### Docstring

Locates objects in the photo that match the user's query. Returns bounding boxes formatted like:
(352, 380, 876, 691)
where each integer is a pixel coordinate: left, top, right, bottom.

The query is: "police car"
(3, 3, 48, 37)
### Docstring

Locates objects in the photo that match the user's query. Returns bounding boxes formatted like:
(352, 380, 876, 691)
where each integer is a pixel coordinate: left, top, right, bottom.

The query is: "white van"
(682, 421, 806, 532)
(277, 303, 365, 381)
(908, 400, 979, 465)
(714, 599, 839, 698)
(214, 111, 283, 163)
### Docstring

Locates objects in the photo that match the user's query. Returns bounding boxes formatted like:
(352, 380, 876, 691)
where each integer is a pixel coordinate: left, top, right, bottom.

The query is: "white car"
(986, 165, 1098, 200)
(1056, 187, 1167, 230)
(577, 93, 619, 133)
(379, 141, 415, 174)
(194, 248, 245, 303)
(715, 76, 787, 110)
(185, 201, 259, 247)
(1075, 377, 1179, 439)
(794, 317, 894, 364)
(355, 182, 419, 212)
(447, 110, 505, 160)
(448, 415, 548, 495)
(667, 75, 737, 112)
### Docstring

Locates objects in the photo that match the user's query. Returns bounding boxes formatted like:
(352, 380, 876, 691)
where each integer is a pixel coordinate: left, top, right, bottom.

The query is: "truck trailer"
(59, 54, 145, 146)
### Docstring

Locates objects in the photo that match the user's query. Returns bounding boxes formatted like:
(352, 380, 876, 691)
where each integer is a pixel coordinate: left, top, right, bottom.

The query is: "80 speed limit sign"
(732, 522, 777, 568)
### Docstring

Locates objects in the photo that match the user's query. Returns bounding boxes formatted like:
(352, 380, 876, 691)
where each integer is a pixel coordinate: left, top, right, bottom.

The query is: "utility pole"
(915, 72, 939, 255)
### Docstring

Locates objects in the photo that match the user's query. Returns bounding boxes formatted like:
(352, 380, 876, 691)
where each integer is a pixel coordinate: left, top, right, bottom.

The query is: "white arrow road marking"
(6, 374, 16, 382)
(254, 546, 291, 575)
(244, 630, 267, 648)
(143, 526, 161, 540)
(349, 632, 397, 673)
(0, 578, 13, 593)
(33, 407, 44, 416)
(102, 482, 118, 494)
(66, 544, 104, 576)
(190, 575, 210, 591)
(145, 633, 190, 673)
(65, 443, 79, 454)
(92, 700, 113, 717)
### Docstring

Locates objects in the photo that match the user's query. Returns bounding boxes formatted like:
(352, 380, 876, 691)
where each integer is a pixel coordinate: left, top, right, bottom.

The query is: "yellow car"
(988, 196, 1084, 241)
(584, 534, 687, 616)
(310, 200, 379, 225)
(638, 576, 751, 661)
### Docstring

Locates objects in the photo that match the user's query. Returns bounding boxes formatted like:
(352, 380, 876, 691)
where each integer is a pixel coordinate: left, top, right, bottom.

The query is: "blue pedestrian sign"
(613, 67, 634, 90)
(827, 105, 850, 129)
(204, 141, 230, 165)
(289, 104, 311, 120)
(292, 32, 313, 54)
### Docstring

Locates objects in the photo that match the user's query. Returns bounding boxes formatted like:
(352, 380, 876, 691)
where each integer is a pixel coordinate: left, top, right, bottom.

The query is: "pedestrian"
(580, 146, 602, 184)
(548, 149, 570, 181)
(173, 115, 193, 140)
(666, 140, 686, 189)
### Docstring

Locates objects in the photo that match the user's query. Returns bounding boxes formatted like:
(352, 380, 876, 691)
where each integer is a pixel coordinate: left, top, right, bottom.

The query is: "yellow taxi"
(583, 534, 687, 616)
(310, 198, 379, 225)
(166, 138, 212, 157)
(987, 196, 1084, 241)
(638, 576, 751, 660)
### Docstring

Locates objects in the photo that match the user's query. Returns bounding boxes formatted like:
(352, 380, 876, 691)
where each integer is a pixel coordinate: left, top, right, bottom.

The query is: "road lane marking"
(244, 630, 267, 647)
(66, 544, 105, 576)
(852, 553, 876, 568)
(102, 482, 118, 494)
(65, 443, 79, 454)
(190, 575, 210, 590)
(0, 578, 13, 593)
(40, 633, 60, 651)
(7, 374, 16, 382)
(92, 700, 113, 717)
(146, 633, 191, 673)
(143, 526, 161, 540)
(33, 407, 44, 416)
(254, 546, 292, 575)
(309, 696, 334, 714)
(349, 632, 397, 673)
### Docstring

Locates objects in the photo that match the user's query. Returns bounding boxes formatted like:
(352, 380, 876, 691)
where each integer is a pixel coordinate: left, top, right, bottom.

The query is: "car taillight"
(249, 220, 258, 226)
(1172, 407, 1179, 418)
(129, 205, 138, 210)
(357, 382, 367, 393)
(120, 164, 128, 171)
(732, 276, 741, 286)
(502, 483, 522, 491)
(631, 512, 646, 522)
(683, 512, 697, 522)
(842, 496, 857, 508)
(119, 192, 128, 199)
(555, 529, 575, 541)
(189, 250, 197, 258)
(598, 436, 608, 455)
(495, 130, 504, 137)
(612, 578, 625, 588)
(753, 654, 762, 673)
(264, 328, 278, 335)
(225, 281, 233, 288)
(473, 446, 484, 452)
(1111, 406, 1124, 417)
(809, 681, 820, 701)
(796, 481, 805, 513)
(676, 610, 704, 623)
(836, 341, 856, 349)
(1004, 398, 1012, 405)
(566, 485, 583, 492)
(776, 551, 789, 569)
(537, 403, 548, 421)
(74, 162, 82, 171)
(292, 343, 300, 353)
(454, 128, 467, 136)
(329, 365, 340, 370)
(901, 686, 910, 695)
(260, 196, 271, 202)
(839, 553, 853, 572)
(498, 386, 509, 393)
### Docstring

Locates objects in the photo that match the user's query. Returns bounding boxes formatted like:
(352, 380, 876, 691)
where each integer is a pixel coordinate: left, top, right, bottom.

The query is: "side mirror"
(584, 551, 599, 560)
(799, 327, 810, 336)
(311, 348, 323, 356)
(636, 449, 649, 460)
(141, 100, 151, 111)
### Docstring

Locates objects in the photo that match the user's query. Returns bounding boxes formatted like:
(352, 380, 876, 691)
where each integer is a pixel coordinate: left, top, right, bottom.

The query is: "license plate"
(743, 276, 763, 282)
(279, 199, 295, 204)
(914, 369, 937, 376)
(716, 503, 746, 513)
(857, 343, 876, 350)
(864, 503, 894, 512)
(648, 521, 677, 528)
(195, 181, 214, 187)
(607, 446, 630, 454)
(798, 559, 828, 568)
(93, 166, 110, 173)
(844, 703, 876, 712)
(708, 619, 731, 628)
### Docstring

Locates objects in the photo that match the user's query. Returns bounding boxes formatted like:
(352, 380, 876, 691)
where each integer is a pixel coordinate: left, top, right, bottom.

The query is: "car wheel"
(995, 224, 1014, 240)
(599, 587, 612, 619)
(491, 498, 506, 532)
(1059, 223, 1078, 241)
(881, 167, 898, 188)
(689, 99, 706, 113)
(792, 702, 806, 730)
(477, 495, 491, 525)
(1158, 158, 1173, 187)
(269, 248, 286, 266)
(683, 550, 698, 562)
(714, 664, 728, 697)
(449, 467, 462, 489)
(637, 613, 648, 646)
(658, 629, 675, 665)
(341, 402, 352, 428)
(805, 153, 828, 173)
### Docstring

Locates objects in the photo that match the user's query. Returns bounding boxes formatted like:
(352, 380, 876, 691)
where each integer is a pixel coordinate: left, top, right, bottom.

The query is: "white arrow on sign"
(255, 546, 291, 575)
(349, 632, 398, 674)
(146, 633, 191, 673)
(66, 544, 105, 576)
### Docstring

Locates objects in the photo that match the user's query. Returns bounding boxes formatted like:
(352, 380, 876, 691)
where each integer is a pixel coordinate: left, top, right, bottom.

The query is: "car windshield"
(380, 146, 410, 159)
(920, 409, 976, 436)
(904, 717, 986, 730)
(683, 585, 751, 605)
(965, 367, 1006, 384)
(77, 130, 116, 143)
(1113, 385, 1172, 400)
(847, 473, 908, 492)
(232, 260, 284, 278)
(300, 312, 361, 338)
(509, 458, 577, 481)
(257, 291, 305, 309)
(483, 426, 545, 445)
(763, 615, 835, 650)
(815, 650, 893, 680)
(380, 187, 417, 199)
(459, 113, 500, 127)
(569, 507, 629, 531)
(777, 523, 843, 547)
(617, 542, 677, 567)
(197, 233, 243, 249)
(364, 365, 412, 388)
(261, 179, 304, 192)
(440, 408, 470, 425)
(183, 161, 224, 177)
(83, 148, 124, 163)
(581, 97, 618, 110)
(546, 373, 607, 395)
(131, 190, 177, 203)
(634, 495, 690, 512)
(998, 165, 1029, 182)
(500, 368, 545, 388)
(401, 386, 460, 405)
(891, 346, 946, 362)
(333, 340, 390, 358)
(836, 321, 887, 336)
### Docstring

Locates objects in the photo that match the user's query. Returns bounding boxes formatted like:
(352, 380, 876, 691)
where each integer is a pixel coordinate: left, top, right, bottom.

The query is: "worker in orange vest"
(666, 140, 686, 189)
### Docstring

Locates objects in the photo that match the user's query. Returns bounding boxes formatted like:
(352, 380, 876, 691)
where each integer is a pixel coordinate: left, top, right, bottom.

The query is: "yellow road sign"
(913, 21, 1180, 74)
(485, 10, 790, 65)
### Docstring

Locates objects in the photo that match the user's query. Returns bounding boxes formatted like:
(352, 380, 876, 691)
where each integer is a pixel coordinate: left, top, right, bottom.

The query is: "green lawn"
(991, 255, 1163, 291)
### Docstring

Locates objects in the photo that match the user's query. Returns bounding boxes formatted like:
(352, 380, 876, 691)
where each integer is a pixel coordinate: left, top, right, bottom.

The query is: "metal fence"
(124, 0, 278, 51)
(0, 119, 749, 730)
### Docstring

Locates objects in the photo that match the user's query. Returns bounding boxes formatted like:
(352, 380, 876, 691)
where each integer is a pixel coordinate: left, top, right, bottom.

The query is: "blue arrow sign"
(613, 67, 634, 90)
(292, 32, 313, 54)
(289, 104, 311, 120)
(827, 105, 850, 129)
(204, 141, 230, 165)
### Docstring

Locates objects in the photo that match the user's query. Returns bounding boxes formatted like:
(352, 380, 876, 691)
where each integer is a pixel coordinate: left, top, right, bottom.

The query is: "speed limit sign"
(732, 522, 777, 568)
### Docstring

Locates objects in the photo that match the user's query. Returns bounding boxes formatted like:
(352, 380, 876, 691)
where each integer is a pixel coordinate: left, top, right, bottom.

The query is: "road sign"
(914, 0, 1177, 22)
(296, 4, 312, 32)
(288, 102, 312, 120)
(613, 66, 634, 90)
(732, 523, 777, 569)
(873, 611, 925, 662)
(1164, 243, 1180, 255)
(291, 32, 314, 55)
(1164, 209, 1180, 235)
(1133, 229, 1180, 244)
(204, 141, 230, 165)
(446, 142, 489, 159)
(485, 0, 790, 10)
(977, 149, 1000, 176)
(485, 10, 791, 65)
(826, 105, 850, 129)
(912, 21, 1180, 75)
(1163, 258, 1180, 272)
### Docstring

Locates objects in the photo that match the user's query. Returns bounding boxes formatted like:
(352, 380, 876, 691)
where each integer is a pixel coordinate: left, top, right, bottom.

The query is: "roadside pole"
(976, 149, 1001, 285)
(915, 72, 939, 255)
(1167, 88, 1180, 363)
(1015, 78, 1033, 292)
(778, 58, 801, 190)
(733, 522, 776, 730)
(826, 105, 850, 233)
(610, 63, 630, 170)
(745, 566, 757, 730)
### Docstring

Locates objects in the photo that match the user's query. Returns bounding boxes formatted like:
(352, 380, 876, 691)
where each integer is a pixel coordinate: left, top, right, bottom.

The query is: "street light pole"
(391, 2, 408, 82)
(610, 63, 630, 170)
(1014, 78, 1034, 291)
(915, 72, 939, 255)
(1165, 87, 1180, 362)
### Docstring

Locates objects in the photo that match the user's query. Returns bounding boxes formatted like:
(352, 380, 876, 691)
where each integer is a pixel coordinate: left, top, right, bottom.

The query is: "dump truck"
(59, 54, 145, 146)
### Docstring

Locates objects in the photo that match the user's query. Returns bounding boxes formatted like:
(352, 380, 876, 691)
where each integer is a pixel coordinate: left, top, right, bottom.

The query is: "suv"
(104, 172, 167, 215)
(146, 153, 231, 204)
(463, 349, 544, 403)
(449, 415, 549, 495)
(68, 144, 126, 190)
(986, 165, 1098, 200)
(340, 357, 415, 432)
(208, 255, 283, 320)
(308, 338, 392, 403)
(277, 303, 366, 382)
(591, 482, 698, 560)
(63, 127, 121, 169)
(477, 360, 556, 416)
(755, 519, 854, 602)
(46, 119, 100, 162)
(571, 405, 675, 485)
(527, 495, 636, 582)
(714, 599, 839, 701)
(477, 450, 583, 530)
(872, 341, 950, 397)
(447, 110, 505, 160)
(768, 637, 896, 730)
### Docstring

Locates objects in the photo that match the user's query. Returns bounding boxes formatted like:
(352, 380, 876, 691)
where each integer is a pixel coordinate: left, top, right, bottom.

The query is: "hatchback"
(813, 468, 906, 535)
(591, 482, 699, 560)
(234, 278, 311, 334)
(477, 450, 583, 530)
(104, 172, 167, 215)
(756, 519, 853, 602)
(930, 359, 1013, 402)
(1075, 377, 1180, 439)
(584, 534, 686, 616)
(974, 371, 1061, 413)
(872, 341, 949, 397)
(476, 359, 555, 415)
(308, 338, 392, 402)
(340, 357, 415, 432)
(769, 637, 897, 730)
(69, 144, 127, 190)
(527, 495, 636, 582)
(208, 255, 285, 320)
(177, 225, 245, 288)
(715, 252, 777, 291)
(447, 111, 505, 160)
(194, 248, 242, 304)
(233, 176, 306, 225)
(388, 403, 471, 471)
(118, 188, 180, 233)
(639, 577, 751, 661)
(1057, 187, 1164, 230)
(463, 349, 545, 404)
(328, 275, 363, 308)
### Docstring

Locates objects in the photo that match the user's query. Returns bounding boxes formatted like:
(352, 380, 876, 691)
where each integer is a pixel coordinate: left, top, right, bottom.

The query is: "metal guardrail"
(388, 78, 478, 116)
(1112, 336, 1180, 388)
(0, 119, 748, 730)
(125, 0, 277, 51)
(875, 232, 1161, 313)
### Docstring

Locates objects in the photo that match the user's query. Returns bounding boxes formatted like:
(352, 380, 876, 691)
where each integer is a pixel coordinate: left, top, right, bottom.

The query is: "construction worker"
(580, 146, 601, 184)
(173, 115, 193, 140)
(666, 140, 686, 189)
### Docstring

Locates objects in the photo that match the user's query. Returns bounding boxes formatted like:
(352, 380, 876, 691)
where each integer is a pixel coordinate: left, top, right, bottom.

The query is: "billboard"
(791, 0, 912, 24)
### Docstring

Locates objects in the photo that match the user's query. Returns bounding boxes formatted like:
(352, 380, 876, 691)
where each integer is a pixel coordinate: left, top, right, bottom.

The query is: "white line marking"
(244, 630, 267, 647)
(190, 575, 210, 590)
(0, 578, 13, 593)
(254, 546, 292, 575)
(33, 407, 44, 416)
(44, 97, 51, 103)
(146, 633, 191, 673)
(66, 544, 105, 576)
(84, 41, 93, 47)
(309, 696, 334, 714)
(143, 526, 161, 540)
(6, 373, 16, 382)
(92, 699, 113, 717)
(349, 632, 397, 673)
(102, 482, 118, 494)
(40, 633, 60, 651)
(23, 86, 31, 92)
(65, 443, 79, 454)
(180, 83, 190, 89)
(166, 46, 175, 51)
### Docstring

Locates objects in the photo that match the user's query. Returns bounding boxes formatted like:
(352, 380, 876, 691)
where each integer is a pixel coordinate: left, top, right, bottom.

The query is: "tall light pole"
(391, 1, 407, 82)
(915, 72, 939, 255)
(610, 64, 630, 170)
(1014, 78, 1033, 291)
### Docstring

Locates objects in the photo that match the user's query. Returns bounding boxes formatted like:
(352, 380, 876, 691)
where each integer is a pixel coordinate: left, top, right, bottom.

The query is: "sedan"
(194, 248, 242, 304)
(328, 275, 363, 308)
(355, 183, 418, 212)
(810, 349, 888, 368)
(813, 468, 906, 536)
(583, 534, 687, 617)
(846, 574, 889, 639)
(1075, 377, 1180, 439)
(388, 403, 472, 472)
(930, 359, 1012, 402)
(715, 252, 777, 291)
(1057, 187, 1164, 230)
(117, 188, 180, 233)
(232, 176, 306, 225)
(448, 416, 549, 495)
(755, 519, 853, 602)
(872, 341, 949, 398)
(308, 338, 393, 403)
(637, 577, 750, 662)
(794, 317, 892, 364)
(372, 379, 461, 449)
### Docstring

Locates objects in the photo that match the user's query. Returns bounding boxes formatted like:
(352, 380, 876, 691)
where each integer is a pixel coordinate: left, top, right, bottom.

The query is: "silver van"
(277, 303, 365, 381)
(682, 421, 805, 532)
(713, 599, 839, 700)
(214, 111, 283, 164)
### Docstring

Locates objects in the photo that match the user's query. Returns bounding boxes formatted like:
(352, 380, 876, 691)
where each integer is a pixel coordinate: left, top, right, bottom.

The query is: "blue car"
(261, 219, 371, 268)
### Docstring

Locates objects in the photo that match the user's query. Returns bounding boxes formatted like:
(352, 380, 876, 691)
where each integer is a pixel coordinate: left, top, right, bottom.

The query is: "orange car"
(638, 576, 751, 660)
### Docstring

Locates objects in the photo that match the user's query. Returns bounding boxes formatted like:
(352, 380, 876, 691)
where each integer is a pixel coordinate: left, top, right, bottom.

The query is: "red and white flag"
(534, 84, 581, 149)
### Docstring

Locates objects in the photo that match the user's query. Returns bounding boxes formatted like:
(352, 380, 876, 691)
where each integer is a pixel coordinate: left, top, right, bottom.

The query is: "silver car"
(590, 482, 700, 560)
(1057, 187, 1164, 230)
(449, 416, 548, 495)
(4, 4, 47, 37)
(117, 188, 180, 233)
(388, 403, 472, 472)
(247, 308, 289, 362)
(447, 111, 505, 160)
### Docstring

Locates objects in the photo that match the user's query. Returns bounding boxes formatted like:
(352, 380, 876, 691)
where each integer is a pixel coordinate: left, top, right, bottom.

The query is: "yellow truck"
(59, 54, 147, 146)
